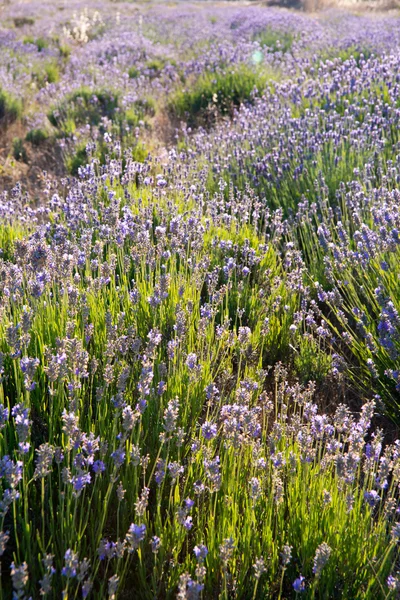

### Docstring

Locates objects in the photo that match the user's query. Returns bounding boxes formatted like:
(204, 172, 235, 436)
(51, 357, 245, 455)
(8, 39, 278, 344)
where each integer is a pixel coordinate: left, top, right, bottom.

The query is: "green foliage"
(294, 335, 332, 384)
(44, 62, 59, 84)
(253, 27, 295, 53)
(317, 44, 373, 68)
(48, 87, 120, 130)
(65, 137, 150, 175)
(23, 36, 48, 52)
(13, 16, 35, 27)
(12, 137, 27, 162)
(25, 128, 49, 145)
(0, 181, 397, 598)
(59, 44, 71, 59)
(315, 239, 400, 421)
(0, 223, 27, 260)
(145, 58, 167, 74)
(4, 8, 400, 598)
(169, 65, 273, 126)
(128, 66, 140, 79)
(65, 140, 88, 175)
(33, 62, 60, 88)
(129, 58, 176, 80)
(0, 88, 22, 123)
(48, 87, 154, 174)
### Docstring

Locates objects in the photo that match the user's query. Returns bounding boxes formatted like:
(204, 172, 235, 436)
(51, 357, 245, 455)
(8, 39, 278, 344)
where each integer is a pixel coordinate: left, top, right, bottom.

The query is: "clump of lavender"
(253, 557, 267, 580)
(39, 555, 55, 596)
(177, 573, 204, 600)
(11, 562, 29, 600)
(313, 542, 332, 577)
(34, 444, 55, 479)
(280, 544, 292, 567)
(125, 523, 146, 553)
(108, 574, 119, 599)
(12, 403, 31, 454)
(220, 537, 235, 566)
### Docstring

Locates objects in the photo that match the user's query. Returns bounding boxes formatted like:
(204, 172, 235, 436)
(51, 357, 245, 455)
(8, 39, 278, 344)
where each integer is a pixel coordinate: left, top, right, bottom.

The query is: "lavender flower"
(125, 523, 146, 553)
(280, 544, 292, 567)
(312, 542, 331, 577)
(108, 574, 119, 599)
(11, 562, 29, 599)
(293, 575, 306, 593)
(201, 421, 217, 440)
(194, 544, 208, 562)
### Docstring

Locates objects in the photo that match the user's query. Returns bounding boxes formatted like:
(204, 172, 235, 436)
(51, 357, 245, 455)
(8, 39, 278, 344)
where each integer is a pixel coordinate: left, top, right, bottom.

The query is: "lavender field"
(3, 0, 400, 598)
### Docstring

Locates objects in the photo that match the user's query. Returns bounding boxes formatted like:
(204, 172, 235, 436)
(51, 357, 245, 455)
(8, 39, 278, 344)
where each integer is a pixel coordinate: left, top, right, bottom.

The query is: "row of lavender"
(1, 2, 400, 599)
(2, 4, 400, 169)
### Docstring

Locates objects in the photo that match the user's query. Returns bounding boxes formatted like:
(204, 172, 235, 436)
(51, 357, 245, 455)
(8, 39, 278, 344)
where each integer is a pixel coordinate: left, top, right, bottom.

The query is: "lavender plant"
(0, 2, 400, 599)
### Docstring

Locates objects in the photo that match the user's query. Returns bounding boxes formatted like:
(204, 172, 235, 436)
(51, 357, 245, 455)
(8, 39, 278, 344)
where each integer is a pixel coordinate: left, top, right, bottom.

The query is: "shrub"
(294, 336, 332, 384)
(13, 17, 35, 27)
(59, 44, 71, 59)
(33, 62, 60, 88)
(65, 141, 88, 175)
(48, 88, 120, 130)
(49, 89, 154, 140)
(25, 128, 49, 145)
(0, 89, 22, 124)
(23, 36, 48, 52)
(169, 65, 272, 126)
(253, 27, 295, 53)
(128, 66, 140, 79)
(146, 58, 166, 72)
(44, 62, 60, 84)
(12, 137, 27, 162)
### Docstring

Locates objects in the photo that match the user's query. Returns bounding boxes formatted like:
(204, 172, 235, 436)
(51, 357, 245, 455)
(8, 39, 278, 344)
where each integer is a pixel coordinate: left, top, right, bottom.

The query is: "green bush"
(33, 62, 60, 88)
(12, 137, 28, 162)
(0, 89, 22, 123)
(49, 88, 155, 175)
(146, 58, 167, 74)
(59, 44, 71, 59)
(44, 62, 60, 84)
(129, 58, 176, 80)
(48, 88, 120, 130)
(13, 16, 35, 27)
(25, 128, 49, 145)
(49, 88, 155, 137)
(65, 142, 88, 175)
(317, 45, 373, 68)
(253, 28, 294, 53)
(23, 36, 48, 52)
(169, 65, 272, 126)
(128, 66, 140, 79)
(294, 336, 332, 384)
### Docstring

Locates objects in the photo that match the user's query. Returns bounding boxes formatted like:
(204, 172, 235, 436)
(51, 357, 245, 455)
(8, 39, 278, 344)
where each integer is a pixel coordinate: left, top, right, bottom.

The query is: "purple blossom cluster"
(1, 1, 400, 599)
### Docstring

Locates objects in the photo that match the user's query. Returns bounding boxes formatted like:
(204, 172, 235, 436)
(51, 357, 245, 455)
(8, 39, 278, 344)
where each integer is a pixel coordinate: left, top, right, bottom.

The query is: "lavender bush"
(1, 1, 400, 598)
